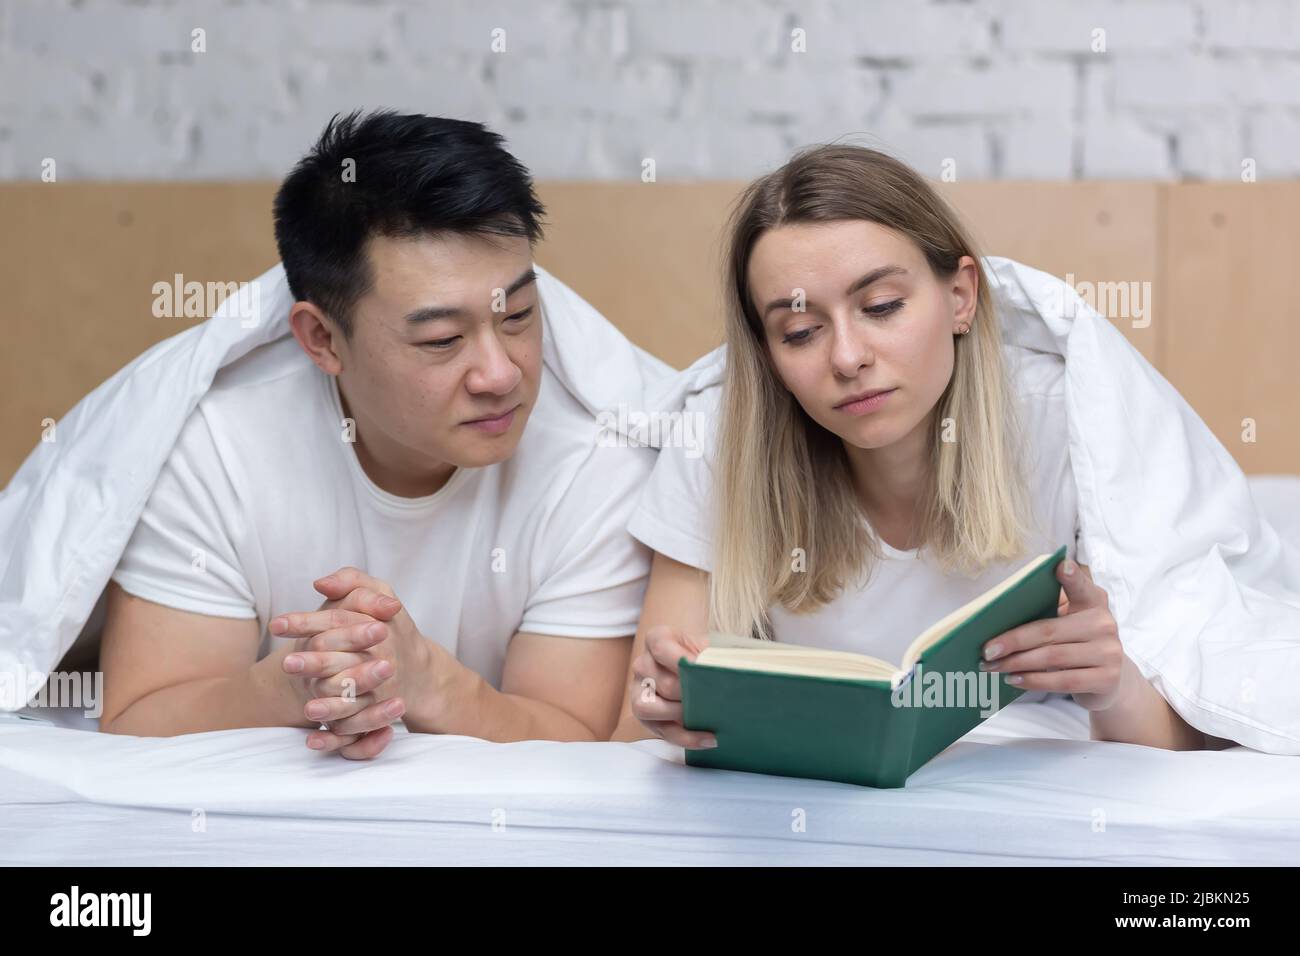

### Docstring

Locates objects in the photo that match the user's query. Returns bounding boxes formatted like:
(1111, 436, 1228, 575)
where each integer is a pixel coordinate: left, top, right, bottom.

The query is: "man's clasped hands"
(271, 566, 444, 760)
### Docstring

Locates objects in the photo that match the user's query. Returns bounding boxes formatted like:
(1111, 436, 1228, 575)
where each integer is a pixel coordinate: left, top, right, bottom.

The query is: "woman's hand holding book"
(631, 625, 719, 749)
(978, 559, 1124, 712)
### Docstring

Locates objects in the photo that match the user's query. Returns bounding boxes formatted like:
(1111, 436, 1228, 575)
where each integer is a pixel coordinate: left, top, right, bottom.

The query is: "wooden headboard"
(1, 180, 1296, 484)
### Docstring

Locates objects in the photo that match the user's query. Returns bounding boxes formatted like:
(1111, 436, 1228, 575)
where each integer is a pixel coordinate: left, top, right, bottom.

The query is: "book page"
(692, 551, 1055, 682)
(695, 631, 896, 679)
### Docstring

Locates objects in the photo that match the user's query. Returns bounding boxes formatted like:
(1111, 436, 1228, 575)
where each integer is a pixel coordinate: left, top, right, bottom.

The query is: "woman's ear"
(949, 255, 979, 331)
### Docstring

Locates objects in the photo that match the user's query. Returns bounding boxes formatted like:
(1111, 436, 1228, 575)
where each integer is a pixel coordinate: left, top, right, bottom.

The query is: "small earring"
(956, 323, 971, 335)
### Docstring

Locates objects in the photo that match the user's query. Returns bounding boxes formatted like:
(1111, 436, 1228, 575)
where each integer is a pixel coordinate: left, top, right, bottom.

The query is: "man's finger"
(305, 728, 363, 753)
(270, 608, 375, 638)
(282, 649, 370, 679)
(314, 568, 395, 601)
(329, 586, 403, 622)
(307, 620, 388, 653)
(327, 697, 406, 736)
(339, 725, 395, 761)
(313, 657, 392, 698)
(303, 693, 376, 724)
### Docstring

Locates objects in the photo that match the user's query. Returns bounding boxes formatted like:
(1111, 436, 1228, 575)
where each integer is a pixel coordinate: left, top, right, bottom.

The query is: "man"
(98, 110, 655, 758)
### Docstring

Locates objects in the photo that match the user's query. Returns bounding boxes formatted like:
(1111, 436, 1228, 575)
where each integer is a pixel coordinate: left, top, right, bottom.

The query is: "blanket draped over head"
(2, 257, 1297, 754)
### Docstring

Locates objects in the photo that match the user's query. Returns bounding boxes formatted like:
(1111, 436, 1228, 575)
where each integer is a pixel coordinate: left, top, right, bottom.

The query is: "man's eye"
(418, 306, 532, 349)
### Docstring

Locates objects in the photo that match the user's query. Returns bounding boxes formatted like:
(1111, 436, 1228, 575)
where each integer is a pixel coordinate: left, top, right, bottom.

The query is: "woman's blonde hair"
(710, 144, 1032, 640)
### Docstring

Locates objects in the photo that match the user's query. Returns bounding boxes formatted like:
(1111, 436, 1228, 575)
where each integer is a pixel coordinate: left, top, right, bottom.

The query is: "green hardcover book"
(680, 545, 1068, 788)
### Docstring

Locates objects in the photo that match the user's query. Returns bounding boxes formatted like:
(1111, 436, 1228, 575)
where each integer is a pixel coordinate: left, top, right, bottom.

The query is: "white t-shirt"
(111, 334, 656, 689)
(628, 345, 1087, 671)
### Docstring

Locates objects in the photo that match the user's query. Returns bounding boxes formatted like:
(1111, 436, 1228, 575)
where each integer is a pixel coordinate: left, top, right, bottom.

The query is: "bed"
(3, 476, 1299, 867)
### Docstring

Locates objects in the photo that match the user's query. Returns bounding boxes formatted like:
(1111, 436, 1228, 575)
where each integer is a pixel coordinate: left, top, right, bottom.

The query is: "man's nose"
(466, 333, 522, 395)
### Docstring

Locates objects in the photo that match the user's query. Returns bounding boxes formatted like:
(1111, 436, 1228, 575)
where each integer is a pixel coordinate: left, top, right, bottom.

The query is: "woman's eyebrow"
(844, 264, 908, 296)
(761, 264, 909, 320)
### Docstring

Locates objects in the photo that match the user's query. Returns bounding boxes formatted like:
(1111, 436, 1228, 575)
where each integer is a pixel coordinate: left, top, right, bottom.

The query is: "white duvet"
(1, 256, 1299, 758)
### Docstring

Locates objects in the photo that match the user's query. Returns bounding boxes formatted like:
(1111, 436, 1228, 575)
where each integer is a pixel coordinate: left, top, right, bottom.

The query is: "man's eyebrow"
(404, 304, 466, 324)
(503, 267, 538, 298)
(761, 264, 910, 320)
(404, 268, 539, 325)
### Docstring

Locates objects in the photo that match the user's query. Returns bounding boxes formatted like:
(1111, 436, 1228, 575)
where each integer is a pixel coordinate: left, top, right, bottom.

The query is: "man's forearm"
(1089, 655, 1207, 751)
(102, 646, 312, 736)
(404, 654, 602, 742)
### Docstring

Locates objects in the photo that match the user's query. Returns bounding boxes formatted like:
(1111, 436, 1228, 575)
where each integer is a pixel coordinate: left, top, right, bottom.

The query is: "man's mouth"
(463, 404, 521, 434)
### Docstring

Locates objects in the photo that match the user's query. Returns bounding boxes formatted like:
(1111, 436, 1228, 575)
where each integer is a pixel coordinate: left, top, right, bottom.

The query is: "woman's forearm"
(1089, 654, 1207, 750)
(610, 712, 654, 742)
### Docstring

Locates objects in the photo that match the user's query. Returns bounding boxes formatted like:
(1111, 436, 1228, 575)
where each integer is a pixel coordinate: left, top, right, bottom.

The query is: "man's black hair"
(273, 109, 546, 338)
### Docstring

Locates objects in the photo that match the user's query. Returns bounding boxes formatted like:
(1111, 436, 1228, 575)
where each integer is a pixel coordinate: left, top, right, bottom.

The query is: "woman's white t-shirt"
(111, 334, 657, 690)
(627, 345, 1087, 672)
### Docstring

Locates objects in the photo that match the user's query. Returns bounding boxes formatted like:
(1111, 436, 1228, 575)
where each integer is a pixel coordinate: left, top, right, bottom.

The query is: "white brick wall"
(1, 0, 1298, 181)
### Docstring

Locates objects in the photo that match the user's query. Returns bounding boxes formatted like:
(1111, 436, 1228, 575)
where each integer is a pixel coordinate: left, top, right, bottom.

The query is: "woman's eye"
(504, 306, 534, 324)
(782, 328, 814, 346)
(864, 299, 904, 318)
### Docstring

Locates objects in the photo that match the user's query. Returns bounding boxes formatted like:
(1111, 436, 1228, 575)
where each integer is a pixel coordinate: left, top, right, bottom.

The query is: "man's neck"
(336, 378, 457, 499)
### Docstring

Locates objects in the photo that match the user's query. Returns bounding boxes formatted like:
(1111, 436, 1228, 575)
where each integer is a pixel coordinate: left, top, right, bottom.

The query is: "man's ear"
(289, 301, 344, 375)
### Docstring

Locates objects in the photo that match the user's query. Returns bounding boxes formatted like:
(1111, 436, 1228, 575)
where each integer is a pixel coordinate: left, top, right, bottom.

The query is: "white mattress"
(2, 695, 1298, 866)
(5, 474, 1300, 866)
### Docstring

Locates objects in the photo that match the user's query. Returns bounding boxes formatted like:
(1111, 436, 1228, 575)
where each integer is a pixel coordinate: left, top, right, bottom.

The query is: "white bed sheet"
(5, 474, 1300, 867)
(2, 695, 1297, 867)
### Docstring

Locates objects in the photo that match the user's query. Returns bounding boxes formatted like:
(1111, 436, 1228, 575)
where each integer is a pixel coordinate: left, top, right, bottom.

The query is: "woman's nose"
(830, 326, 872, 377)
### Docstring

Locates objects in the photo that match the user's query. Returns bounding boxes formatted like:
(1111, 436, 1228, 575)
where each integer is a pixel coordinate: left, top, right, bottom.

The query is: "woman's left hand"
(979, 558, 1125, 711)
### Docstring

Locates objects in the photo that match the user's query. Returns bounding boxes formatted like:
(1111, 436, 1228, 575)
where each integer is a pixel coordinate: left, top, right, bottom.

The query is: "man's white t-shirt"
(628, 346, 1087, 672)
(111, 334, 656, 688)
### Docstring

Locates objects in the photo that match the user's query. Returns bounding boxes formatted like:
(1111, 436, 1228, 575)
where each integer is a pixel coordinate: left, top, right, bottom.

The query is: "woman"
(611, 144, 1219, 752)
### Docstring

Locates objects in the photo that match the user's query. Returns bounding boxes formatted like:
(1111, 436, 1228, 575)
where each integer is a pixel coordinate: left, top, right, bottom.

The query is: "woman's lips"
(463, 405, 519, 435)
(836, 388, 896, 416)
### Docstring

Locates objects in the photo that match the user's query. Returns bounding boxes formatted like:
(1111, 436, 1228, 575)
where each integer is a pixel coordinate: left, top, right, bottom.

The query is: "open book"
(679, 545, 1067, 788)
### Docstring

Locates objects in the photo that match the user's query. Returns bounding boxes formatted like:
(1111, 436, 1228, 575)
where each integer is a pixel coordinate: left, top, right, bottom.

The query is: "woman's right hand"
(631, 624, 717, 749)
